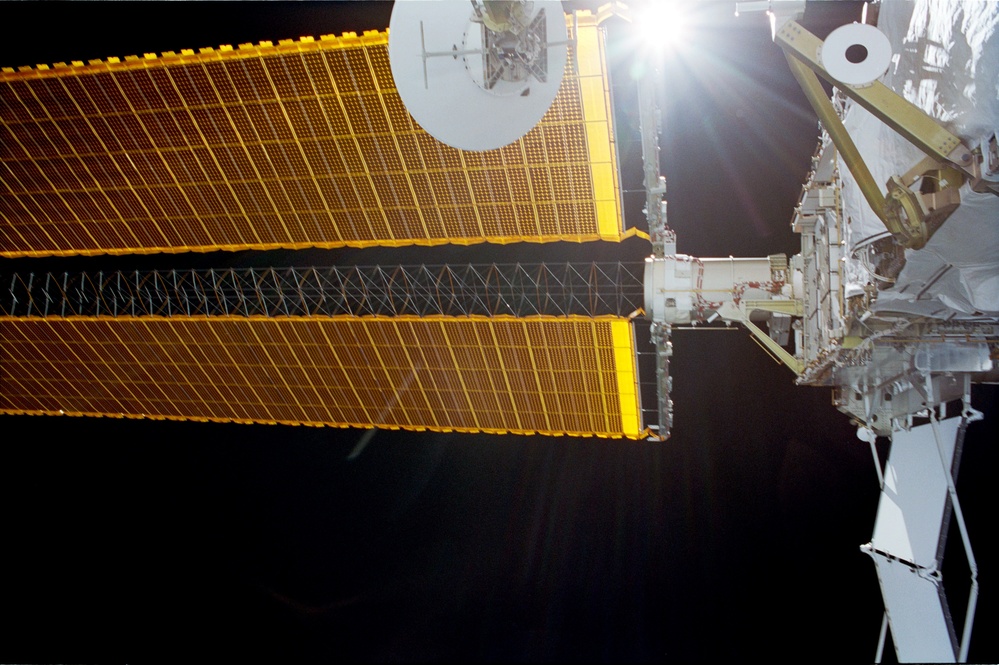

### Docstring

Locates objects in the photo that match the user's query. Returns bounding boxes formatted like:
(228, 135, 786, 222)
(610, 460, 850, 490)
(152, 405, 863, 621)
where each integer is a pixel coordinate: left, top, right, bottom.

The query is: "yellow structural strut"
(777, 21, 972, 169)
(776, 20, 989, 250)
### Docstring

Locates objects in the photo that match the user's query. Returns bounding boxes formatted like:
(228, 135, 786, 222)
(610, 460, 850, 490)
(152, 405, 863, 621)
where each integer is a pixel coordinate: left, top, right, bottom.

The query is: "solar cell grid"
(1, 17, 627, 257)
(0, 316, 645, 438)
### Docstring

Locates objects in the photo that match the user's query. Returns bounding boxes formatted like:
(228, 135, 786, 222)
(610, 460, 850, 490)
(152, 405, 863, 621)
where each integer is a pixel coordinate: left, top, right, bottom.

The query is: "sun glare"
(635, 2, 688, 51)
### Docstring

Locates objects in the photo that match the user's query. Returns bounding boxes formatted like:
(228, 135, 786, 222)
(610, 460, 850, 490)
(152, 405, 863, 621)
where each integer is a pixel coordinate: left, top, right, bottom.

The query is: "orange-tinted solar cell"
(0, 316, 645, 439)
(0, 14, 626, 257)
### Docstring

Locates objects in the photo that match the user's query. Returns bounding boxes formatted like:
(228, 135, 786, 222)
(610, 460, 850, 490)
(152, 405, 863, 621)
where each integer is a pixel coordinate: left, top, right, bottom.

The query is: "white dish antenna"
(388, 0, 569, 151)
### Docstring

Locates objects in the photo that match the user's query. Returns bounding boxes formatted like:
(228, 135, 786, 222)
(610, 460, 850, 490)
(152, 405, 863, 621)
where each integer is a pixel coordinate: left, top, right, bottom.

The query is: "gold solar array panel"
(0, 14, 626, 257)
(0, 316, 645, 439)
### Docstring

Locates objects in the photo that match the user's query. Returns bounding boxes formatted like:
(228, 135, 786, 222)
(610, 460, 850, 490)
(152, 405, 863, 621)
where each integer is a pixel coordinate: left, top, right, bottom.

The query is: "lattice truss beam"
(0, 316, 645, 439)
(0, 14, 626, 257)
(3, 262, 645, 318)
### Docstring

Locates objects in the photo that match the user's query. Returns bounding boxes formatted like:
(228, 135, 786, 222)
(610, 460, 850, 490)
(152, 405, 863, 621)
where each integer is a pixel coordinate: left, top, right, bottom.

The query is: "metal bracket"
(776, 20, 995, 250)
(777, 20, 975, 172)
(650, 322, 673, 440)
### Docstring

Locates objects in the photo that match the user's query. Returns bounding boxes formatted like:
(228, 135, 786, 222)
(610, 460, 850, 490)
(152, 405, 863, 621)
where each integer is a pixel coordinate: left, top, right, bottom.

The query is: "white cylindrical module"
(644, 255, 774, 324)
(644, 255, 697, 324)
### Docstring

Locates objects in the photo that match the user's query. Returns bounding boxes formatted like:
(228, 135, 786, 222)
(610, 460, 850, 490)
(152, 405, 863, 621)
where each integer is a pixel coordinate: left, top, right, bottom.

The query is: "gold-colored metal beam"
(783, 54, 888, 224)
(742, 317, 805, 375)
(776, 20, 974, 171)
(743, 299, 804, 317)
(776, 20, 990, 249)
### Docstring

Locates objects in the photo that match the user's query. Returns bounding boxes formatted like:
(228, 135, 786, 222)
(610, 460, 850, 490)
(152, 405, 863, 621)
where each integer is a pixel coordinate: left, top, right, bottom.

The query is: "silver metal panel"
(871, 417, 960, 566)
(873, 553, 957, 663)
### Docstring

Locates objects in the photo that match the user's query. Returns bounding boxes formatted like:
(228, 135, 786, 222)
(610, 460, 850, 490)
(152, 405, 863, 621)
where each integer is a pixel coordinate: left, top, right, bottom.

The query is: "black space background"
(0, 1, 996, 661)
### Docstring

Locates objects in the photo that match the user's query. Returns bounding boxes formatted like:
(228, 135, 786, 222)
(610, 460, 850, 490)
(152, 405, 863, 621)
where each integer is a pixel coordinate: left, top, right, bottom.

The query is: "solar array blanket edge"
(0, 315, 645, 439)
(0, 17, 625, 257)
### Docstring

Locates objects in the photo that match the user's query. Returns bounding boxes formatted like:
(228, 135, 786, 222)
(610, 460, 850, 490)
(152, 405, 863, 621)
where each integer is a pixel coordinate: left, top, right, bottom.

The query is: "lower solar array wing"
(871, 554, 957, 663)
(867, 417, 965, 663)
(871, 417, 961, 567)
(0, 316, 645, 439)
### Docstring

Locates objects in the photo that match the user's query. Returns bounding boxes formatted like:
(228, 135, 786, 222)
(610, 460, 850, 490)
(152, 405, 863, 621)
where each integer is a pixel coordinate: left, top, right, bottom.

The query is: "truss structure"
(3, 262, 645, 319)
